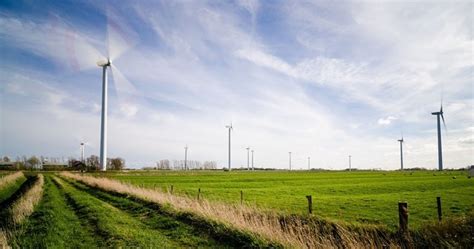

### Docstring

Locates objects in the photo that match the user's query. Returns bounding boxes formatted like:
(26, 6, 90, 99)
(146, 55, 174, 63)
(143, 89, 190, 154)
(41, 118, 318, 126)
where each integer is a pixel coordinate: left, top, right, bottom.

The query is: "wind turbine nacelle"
(97, 59, 111, 67)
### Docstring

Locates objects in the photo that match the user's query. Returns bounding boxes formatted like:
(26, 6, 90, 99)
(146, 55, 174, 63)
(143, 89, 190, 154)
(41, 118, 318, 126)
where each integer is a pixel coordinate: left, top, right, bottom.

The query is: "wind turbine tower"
(308, 156, 311, 170)
(184, 145, 188, 170)
(398, 138, 404, 170)
(98, 59, 111, 171)
(246, 147, 250, 170)
(80, 142, 85, 162)
(348, 155, 352, 171)
(431, 106, 446, 171)
(251, 150, 254, 170)
(289, 152, 292, 170)
(226, 124, 233, 170)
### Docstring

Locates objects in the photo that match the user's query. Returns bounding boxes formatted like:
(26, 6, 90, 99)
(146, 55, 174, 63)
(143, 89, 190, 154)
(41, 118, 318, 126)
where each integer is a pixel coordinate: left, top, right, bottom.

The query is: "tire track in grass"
(0, 176, 38, 221)
(11, 175, 99, 248)
(52, 177, 192, 248)
(0, 175, 26, 205)
(62, 177, 224, 248)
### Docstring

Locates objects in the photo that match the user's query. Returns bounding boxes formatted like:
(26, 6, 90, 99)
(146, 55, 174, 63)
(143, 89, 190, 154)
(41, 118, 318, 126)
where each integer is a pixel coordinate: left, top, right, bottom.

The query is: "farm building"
(469, 165, 474, 177)
(0, 161, 16, 170)
(42, 163, 69, 171)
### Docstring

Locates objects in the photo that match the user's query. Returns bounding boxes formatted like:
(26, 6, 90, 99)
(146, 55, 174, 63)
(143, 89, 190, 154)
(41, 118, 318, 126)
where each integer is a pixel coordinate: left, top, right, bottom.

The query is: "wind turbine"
(288, 152, 292, 170)
(226, 123, 233, 170)
(96, 9, 138, 171)
(251, 149, 254, 170)
(80, 142, 86, 162)
(308, 156, 311, 170)
(398, 137, 404, 170)
(348, 155, 352, 171)
(184, 145, 188, 170)
(246, 147, 250, 170)
(432, 105, 447, 171)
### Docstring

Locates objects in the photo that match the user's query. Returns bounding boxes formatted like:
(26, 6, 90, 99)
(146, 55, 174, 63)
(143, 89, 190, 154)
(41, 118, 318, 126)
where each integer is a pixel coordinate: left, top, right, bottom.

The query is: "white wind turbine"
(96, 9, 138, 171)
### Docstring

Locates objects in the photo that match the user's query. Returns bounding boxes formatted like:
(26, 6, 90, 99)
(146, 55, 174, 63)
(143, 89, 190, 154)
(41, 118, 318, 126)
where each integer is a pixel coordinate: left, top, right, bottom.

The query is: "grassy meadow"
(98, 170, 474, 229)
(0, 170, 472, 248)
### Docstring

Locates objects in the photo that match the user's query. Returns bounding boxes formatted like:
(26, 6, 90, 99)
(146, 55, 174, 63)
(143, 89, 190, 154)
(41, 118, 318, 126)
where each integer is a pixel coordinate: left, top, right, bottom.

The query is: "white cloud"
(377, 116, 398, 126)
(1, 1, 472, 170)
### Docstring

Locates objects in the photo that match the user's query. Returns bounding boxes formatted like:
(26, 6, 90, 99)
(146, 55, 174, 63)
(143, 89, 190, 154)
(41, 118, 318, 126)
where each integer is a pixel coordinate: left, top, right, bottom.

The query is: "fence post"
(306, 195, 312, 214)
(170, 185, 174, 194)
(197, 188, 201, 201)
(240, 190, 243, 205)
(398, 202, 408, 232)
(437, 197, 442, 221)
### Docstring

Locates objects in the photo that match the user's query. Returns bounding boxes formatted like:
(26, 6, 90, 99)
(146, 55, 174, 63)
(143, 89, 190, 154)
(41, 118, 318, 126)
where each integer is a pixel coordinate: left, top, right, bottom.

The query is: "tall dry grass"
(61, 172, 398, 248)
(9, 174, 44, 224)
(0, 172, 24, 190)
(0, 229, 8, 249)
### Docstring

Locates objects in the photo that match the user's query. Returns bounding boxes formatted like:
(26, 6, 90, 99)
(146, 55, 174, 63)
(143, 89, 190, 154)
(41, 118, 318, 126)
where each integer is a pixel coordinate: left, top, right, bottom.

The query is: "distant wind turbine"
(246, 147, 250, 170)
(398, 137, 404, 170)
(431, 105, 447, 171)
(184, 145, 188, 170)
(80, 142, 85, 162)
(308, 156, 311, 170)
(348, 155, 352, 171)
(251, 149, 254, 170)
(288, 152, 292, 170)
(226, 123, 233, 170)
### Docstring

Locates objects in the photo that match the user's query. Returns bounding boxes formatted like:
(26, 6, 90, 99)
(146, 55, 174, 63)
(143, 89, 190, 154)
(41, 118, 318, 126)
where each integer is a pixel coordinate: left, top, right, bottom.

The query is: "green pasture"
(98, 170, 474, 229)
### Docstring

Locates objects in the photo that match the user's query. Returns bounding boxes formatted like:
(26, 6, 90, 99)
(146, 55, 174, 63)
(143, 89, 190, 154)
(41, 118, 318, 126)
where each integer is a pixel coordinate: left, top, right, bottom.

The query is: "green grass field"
(98, 170, 474, 229)
(1, 174, 239, 248)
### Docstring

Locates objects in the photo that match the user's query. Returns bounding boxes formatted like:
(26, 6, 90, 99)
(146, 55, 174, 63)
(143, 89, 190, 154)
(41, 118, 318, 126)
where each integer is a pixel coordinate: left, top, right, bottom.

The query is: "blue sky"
(1, 0, 472, 169)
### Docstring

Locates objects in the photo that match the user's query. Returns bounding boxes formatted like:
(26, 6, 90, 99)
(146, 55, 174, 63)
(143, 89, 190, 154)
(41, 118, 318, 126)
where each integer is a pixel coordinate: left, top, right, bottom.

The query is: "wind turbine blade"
(110, 65, 137, 96)
(441, 113, 448, 134)
(48, 14, 103, 71)
(106, 8, 137, 61)
(110, 65, 139, 117)
(70, 33, 104, 70)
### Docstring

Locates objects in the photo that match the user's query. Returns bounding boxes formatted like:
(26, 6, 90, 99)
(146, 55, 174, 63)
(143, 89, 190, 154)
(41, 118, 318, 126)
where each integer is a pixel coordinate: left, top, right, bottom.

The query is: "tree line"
(0, 155, 125, 171)
(150, 160, 217, 170)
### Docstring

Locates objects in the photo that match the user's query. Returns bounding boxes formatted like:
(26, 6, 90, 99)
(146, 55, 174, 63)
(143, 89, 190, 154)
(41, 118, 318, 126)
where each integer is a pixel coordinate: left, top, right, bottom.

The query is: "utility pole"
(246, 147, 250, 170)
(251, 150, 254, 170)
(226, 124, 233, 171)
(349, 155, 352, 171)
(184, 145, 188, 170)
(289, 152, 292, 170)
(308, 156, 311, 170)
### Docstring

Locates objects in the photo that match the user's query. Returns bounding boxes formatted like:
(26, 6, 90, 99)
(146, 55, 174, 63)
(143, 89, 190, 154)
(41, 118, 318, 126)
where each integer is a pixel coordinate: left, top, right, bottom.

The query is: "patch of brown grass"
(0, 228, 9, 249)
(0, 172, 24, 190)
(9, 174, 44, 224)
(61, 172, 399, 248)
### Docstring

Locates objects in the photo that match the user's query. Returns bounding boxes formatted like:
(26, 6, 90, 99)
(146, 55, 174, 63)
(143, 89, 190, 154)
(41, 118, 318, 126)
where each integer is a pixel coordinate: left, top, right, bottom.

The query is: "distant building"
(0, 161, 15, 170)
(42, 163, 68, 171)
(469, 165, 474, 177)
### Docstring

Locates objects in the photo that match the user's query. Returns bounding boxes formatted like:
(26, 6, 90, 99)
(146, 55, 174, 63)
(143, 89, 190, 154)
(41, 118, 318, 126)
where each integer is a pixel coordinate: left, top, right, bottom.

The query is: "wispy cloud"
(1, 0, 472, 169)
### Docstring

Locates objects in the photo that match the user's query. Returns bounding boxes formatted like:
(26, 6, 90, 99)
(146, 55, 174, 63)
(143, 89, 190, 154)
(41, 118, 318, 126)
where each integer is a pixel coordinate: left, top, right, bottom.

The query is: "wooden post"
(197, 188, 201, 201)
(437, 197, 442, 221)
(170, 185, 174, 194)
(240, 190, 243, 205)
(306, 195, 312, 214)
(398, 202, 408, 232)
